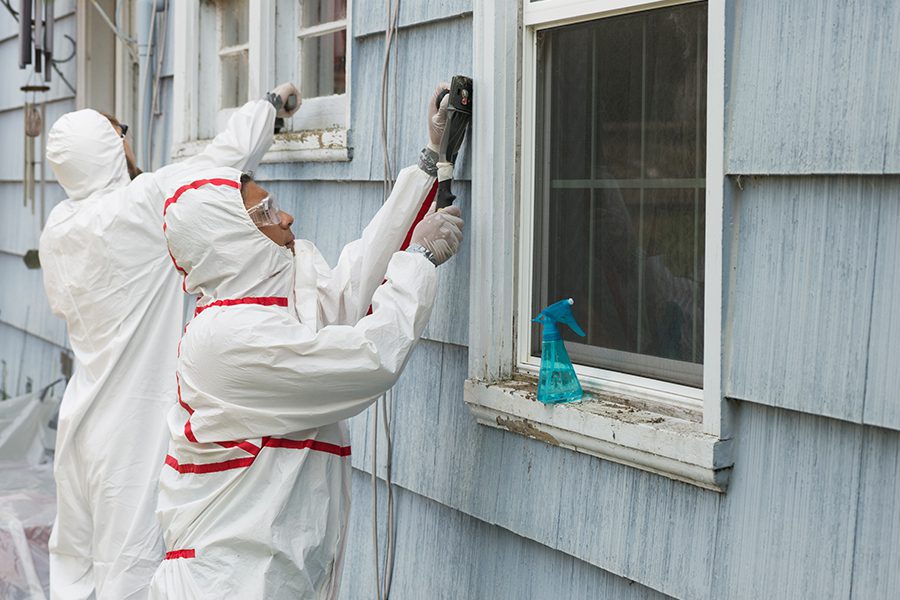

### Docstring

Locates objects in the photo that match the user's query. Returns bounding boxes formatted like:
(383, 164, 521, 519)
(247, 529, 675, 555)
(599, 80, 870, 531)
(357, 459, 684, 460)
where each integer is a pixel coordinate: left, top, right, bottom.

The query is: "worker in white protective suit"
(39, 82, 302, 599)
(149, 85, 463, 599)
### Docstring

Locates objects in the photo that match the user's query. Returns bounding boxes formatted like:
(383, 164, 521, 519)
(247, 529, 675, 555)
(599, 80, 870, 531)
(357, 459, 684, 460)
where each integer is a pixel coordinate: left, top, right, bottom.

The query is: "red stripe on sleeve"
(194, 296, 288, 317)
(165, 454, 256, 474)
(165, 549, 196, 560)
(263, 437, 351, 457)
(401, 180, 439, 250)
(176, 375, 198, 443)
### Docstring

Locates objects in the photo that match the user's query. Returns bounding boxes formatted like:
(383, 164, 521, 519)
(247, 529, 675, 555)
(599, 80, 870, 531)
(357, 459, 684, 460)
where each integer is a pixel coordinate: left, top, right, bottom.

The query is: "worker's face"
(109, 121, 141, 180)
(241, 180, 295, 253)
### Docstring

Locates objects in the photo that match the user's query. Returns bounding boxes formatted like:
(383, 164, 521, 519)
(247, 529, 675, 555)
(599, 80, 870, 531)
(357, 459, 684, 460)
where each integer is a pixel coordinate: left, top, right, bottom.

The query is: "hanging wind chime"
(17, 0, 55, 222)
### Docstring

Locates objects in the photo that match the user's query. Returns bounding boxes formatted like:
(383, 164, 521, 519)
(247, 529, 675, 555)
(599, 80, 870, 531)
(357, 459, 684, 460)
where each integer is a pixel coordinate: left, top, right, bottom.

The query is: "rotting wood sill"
(171, 128, 351, 164)
(464, 377, 732, 492)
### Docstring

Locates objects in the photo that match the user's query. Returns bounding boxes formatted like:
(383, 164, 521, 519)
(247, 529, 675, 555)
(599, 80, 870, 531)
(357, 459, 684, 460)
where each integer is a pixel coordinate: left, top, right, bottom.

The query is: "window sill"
(464, 377, 732, 492)
(170, 128, 351, 165)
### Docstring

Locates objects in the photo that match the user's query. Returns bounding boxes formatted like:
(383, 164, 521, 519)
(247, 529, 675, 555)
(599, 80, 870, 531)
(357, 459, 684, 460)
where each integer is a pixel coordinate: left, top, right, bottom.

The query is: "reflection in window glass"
(302, 0, 347, 28)
(297, 0, 348, 99)
(220, 51, 249, 109)
(532, 2, 708, 387)
(216, 0, 249, 109)
(300, 29, 347, 96)
(219, 0, 249, 48)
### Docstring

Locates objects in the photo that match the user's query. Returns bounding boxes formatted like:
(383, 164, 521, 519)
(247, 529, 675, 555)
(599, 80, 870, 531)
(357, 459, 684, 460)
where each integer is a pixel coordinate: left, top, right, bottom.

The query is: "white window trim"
(466, 0, 732, 491)
(76, 0, 136, 128)
(171, 0, 351, 164)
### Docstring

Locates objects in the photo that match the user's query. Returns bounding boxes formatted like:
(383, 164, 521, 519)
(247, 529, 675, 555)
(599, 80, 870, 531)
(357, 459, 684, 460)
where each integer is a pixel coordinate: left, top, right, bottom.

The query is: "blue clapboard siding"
(0, 89, 78, 185)
(726, 0, 900, 174)
(710, 402, 862, 599)
(340, 472, 671, 600)
(353, 0, 471, 38)
(349, 340, 722, 600)
(0, 321, 67, 400)
(863, 188, 900, 430)
(0, 4, 76, 400)
(349, 339, 899, 599)
(850, 426, 900, 599)
(726, 176, 887, 425)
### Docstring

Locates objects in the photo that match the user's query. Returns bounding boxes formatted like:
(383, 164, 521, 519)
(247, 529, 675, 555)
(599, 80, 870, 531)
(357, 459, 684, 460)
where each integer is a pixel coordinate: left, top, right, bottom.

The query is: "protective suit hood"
(162, 168, 293, 306)
(46, 109, 130, 201)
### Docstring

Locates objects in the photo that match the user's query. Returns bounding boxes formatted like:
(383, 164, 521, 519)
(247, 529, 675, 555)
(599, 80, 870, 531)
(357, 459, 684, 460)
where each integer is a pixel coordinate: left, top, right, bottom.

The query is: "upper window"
(297, 0, 347, 97)
(180, 0, 350, 153)
(521, 1, 709, 396)
(275, 0, 348, 132)
(216, 0, 251, 111)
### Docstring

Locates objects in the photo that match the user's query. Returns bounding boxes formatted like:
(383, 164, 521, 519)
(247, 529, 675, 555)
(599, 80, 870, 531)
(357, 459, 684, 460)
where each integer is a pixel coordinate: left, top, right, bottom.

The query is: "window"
(298, 0, 347, 97)
(275, 0, 349, 132)
(465, 0, 729, 489)
(174, 0, 350, 161)
(217, 0, 251, 111)
(529, 4, 707, 388)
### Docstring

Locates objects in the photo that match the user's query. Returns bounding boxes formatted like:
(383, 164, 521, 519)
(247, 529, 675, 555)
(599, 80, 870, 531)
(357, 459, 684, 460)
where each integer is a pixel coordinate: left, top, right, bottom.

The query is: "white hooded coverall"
(39, 100, 276, 599)
(149, 164, 438, 599)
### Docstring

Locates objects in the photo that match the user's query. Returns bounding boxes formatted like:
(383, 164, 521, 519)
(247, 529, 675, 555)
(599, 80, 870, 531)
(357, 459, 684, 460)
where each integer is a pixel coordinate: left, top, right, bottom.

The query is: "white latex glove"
(268, 82, 302, 118)
(409, 203, 464, 266)
(427, 83, 450, 153)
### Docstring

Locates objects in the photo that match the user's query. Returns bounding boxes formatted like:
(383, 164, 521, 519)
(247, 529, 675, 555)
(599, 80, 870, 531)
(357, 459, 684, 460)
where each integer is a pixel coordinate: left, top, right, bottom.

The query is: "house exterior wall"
(0, 0, 76, 402)
(1, 1, 898, 599)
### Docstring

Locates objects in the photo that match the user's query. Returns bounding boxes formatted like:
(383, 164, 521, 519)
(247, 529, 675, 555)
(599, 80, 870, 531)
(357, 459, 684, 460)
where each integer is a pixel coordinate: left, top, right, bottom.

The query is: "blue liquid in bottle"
(533, 298, 585, 404)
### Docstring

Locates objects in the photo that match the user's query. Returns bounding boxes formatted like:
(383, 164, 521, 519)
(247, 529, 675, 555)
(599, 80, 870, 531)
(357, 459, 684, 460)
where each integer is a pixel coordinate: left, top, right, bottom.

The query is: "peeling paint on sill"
(465, 378, 732, 492)
(496, 416, 560, 446)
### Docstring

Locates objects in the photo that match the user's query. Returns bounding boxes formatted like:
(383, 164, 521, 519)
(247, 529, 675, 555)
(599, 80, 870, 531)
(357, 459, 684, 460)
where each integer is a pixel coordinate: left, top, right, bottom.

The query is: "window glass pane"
(300, 29, 347, 96)
(219, 0, 249, 48)
(302, 0, 347, 28)
(220, 51, 249, 109)
(533, 2, 707, 387)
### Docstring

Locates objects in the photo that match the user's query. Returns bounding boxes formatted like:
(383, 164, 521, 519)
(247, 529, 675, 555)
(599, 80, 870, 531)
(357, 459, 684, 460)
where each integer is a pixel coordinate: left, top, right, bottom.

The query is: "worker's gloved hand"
(407, 203, 464, 266)
(427, 83, 450, 154)
(419, 83, 450, 176)
(265, 82, 302, 118)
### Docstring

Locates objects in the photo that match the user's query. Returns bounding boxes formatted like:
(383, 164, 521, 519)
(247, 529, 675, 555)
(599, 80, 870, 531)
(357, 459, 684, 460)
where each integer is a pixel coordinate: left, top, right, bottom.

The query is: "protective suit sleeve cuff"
(406, 244, 437, 266)
(390, 250, 439, 288)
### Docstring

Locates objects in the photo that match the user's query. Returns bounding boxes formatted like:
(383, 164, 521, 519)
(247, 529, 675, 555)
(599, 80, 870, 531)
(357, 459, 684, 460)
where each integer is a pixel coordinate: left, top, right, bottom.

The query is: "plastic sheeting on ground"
(0, 390, 61, 598)
(0, 461, 56, 599)
(0, 391, 59, 466)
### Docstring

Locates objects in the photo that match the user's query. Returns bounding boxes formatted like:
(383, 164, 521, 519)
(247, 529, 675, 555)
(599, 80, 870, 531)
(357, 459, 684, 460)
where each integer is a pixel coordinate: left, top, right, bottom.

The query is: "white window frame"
(172, 0, 351, 164)
(214, 1, 251, 125)
(518, 0, 710, 414)
(465, 0, 731, 491)
(76, 0, 136, 132)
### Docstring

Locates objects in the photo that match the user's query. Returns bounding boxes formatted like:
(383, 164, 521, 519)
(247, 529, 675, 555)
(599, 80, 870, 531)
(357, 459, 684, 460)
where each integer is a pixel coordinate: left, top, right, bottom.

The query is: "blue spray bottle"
(533, 298, 586, 404)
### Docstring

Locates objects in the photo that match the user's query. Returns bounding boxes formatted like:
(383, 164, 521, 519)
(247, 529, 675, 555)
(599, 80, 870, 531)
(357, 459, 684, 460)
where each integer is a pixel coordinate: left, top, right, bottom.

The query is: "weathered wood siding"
(725, 176, 900, 429)
(726, 0, 900, 174)
(350, 340, 896, 599)
(340, 471, 671, 600)
(0, 2, 77, 399)
(863, 192, 900, 430)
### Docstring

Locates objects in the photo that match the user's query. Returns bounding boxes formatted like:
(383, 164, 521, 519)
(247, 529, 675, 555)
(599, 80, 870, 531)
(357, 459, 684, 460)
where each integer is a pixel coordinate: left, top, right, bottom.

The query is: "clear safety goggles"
(246, 195, 282, 227)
